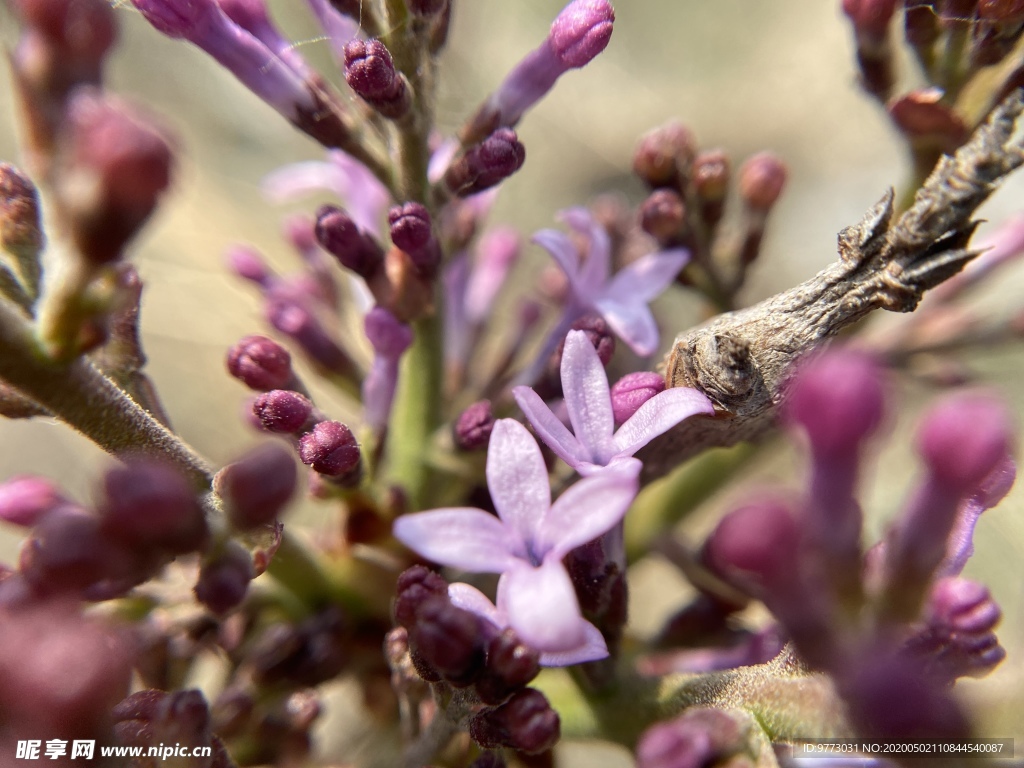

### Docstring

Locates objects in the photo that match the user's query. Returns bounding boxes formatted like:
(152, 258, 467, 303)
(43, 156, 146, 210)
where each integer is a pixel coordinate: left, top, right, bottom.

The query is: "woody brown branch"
(639, 90, 1024, 483)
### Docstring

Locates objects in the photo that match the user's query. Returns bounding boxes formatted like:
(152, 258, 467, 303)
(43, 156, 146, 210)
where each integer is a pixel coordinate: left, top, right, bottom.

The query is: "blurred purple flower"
(363, 307, 413, 432)
(533, 207, 688, 357)
(393, 418, 640, 657)
(262, 150, 390, 237)
(514, 330, 713, 475)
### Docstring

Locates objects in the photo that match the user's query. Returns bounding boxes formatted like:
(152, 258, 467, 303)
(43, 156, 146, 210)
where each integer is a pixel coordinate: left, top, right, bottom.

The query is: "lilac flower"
(392, 419, 640, 659)
(261, 150, 390, 237)
(363, 307, 413, 432)
(533, 207, 689, 357)
(463, 0, 614, 143)
(130, 0, 318, 122)
(513, 330, 713, 476)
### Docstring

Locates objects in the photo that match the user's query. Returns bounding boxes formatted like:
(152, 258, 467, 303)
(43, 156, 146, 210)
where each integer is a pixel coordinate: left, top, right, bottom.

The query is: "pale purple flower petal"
(499, 558, 587, 652)
(561, 330, 616, 461)
(511, 386, 589, 468)
(304, 0, 360, 59)
(532, 228, 582, 291)
(362, 307, 413, 431)
(536, 459, 640, 558)
(392, 509, 519, 573)
(465, 227, 521, 324)
(428, 137, 460, 183)
(560, 207, 611, 295)
(613, 388, 714, 457)
(448, 582, 503, 626)
(604, 249, 689, 303)
(486, 420, 551, 544)
(593, 296, 659, 356)
(262, 161, 341, 203)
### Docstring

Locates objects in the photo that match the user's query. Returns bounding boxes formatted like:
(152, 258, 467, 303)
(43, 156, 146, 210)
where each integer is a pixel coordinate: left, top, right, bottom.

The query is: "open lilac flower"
(393, 419, 640, 659)
(513, 330, 714, 476)
(534, 207, 689, 358)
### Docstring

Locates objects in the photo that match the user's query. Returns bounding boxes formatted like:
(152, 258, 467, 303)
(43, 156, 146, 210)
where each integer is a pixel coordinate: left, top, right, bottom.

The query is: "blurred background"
(1, 1, 1022, 764)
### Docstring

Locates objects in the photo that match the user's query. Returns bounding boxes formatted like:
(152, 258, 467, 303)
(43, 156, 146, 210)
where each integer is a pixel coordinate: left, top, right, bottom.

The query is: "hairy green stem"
(386, 309, 444, 509)
(0, 295, 212, 489)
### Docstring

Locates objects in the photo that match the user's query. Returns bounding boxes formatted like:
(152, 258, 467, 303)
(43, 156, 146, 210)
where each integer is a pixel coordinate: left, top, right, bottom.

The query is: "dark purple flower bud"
(393, 565, 449, 628)
(444, 129, 526, 197)
(227, 335, 294, 391)
(20, 507, 145, 596)
(0, 602, 133, 737)
(216, 443, 297, 530)
(409, 595, 485, 686)
(692, 150, 730, 202)
(454, 400, 495, 451)
(314, 204, 384, 278)
(917, 392, 1013, 494)
(194, 542, 254, 614)
(112, 689, 168, 727)
(12, 0, 117, 64)
(563, 314, 616, 366)
(632, 122, 697, 189)
(476, 629, 541, 705)
(611, 372, 666, 425)
(0, 476, 64, 527)
(469, 753, 506, 768)
(253, 389, 314, 434)
(250, 609, 347, 686)
(785, 351, 885, 457)
(265, 297, 358, 379)
(738, 152, 787, 212)
(469, 688, 560, 754)
(99, 461, 208, 554)
(59, 90, 174, 264)
(888, 90, 969, 150)
(389, 202, 439, 273)
(0, 164, 44, 275)
(842, 0, 898, 44)
(343, 39, 410, 119)
(299, 421, 362, 481)
(636, 708, 747, 768)
(549, 0, 615, 68)
(639, 189, 686, 244)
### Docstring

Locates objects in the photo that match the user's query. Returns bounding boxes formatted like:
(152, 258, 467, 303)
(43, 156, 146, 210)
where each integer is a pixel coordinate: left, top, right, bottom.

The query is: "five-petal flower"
(533, 207, 689, 357)
(392, 418, 640, 660)
(513, 330, 714, 476)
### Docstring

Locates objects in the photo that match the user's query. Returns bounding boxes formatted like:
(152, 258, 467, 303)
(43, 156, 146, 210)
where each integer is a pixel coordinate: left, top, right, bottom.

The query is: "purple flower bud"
(469, 753, 506, 768)
(225, 245, 272, 285)
(410, 595, 485, 686)
(476, 629, 541, 705)
(227, 335, 293, 391)
(692, 150, 730, 204)
(363, 307, 414, 431)
(393, 565, 449, 628)
(917, 392, 1013, 494)
(888, 89, 968, 150)
(265, 298, 358, 379)
(12, 0, 117, 63)
(253, 390, 314, 434)
(469, 688, 560, 754)
(610, 372, 666, 425)
(343, 39, 410, 119)
(0, 164, 44, 268)
(299, 421, 362, 481)
(444, 129, 526, 197)
(20, 506, 146, 596)
(0, 476, 64, 527)
(314, 204, 384, 278)
(785, 351, 885, 457)
(632, 122, 697, 189)
(639, 189, 686, 244)
(0, 603, 133, 737)
(557, 313, 616, 368)
(636, 708, 747, 768)
(59, 90, 174, 264)
(249, 609, 346, 686)
(389, 203, 437, 266)
(99, 461, 208, 555)
(216, 443, 297, 530)
(194, 542, 254, 614)
(548, 0, 615, 69)
(841, 0, 898, 44)
(454, 400, 495, 451)
(738, 152, 787, 212)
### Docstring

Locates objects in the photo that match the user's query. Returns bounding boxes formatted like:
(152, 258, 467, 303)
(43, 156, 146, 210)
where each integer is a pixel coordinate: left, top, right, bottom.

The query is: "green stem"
(626, 442, 759, 564)
(386, 309, 444, 509)
(0, 295, 212, 489)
